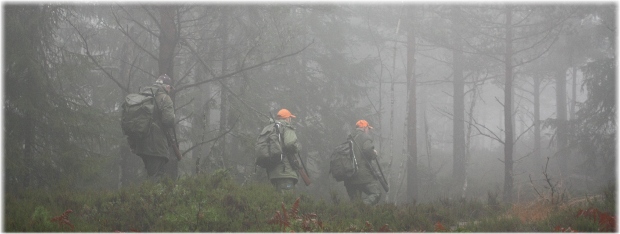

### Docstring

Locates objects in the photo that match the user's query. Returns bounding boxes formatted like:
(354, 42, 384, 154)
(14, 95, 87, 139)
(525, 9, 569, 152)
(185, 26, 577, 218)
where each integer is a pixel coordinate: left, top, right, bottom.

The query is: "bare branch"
(495, 96, 504, 107)
(175, 39, 315, 93)
(514, 121, 535, 144)
(182, 116, 239, 156)
(469, 117, 505, 144)
(112, 10, 159, 61)
(67, 19, 128, 94)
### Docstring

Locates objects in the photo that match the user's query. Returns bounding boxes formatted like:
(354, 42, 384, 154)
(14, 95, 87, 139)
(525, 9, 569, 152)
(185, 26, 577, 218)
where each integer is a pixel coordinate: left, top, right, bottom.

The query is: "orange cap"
(356, 120, 373, 129)
(277, 109, 296, 119)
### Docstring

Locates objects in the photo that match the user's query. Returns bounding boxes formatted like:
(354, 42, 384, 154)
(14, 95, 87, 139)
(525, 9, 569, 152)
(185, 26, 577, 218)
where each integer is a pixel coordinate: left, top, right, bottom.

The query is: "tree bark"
(503, 6, 515, 204)
(158, 6, 177, 78)
(405, 6, 418, 202)
(158, 5, 179, 179)
(451, 6, 467, 198)
(218, 9, 230, 169)
(533, 75, 542, 167)
(556, 66, 568, 175)
(23, 114, 34, 188)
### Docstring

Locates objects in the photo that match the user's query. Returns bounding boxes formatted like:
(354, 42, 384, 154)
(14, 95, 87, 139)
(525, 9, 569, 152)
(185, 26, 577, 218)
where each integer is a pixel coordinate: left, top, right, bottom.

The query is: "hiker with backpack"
(122, 74, 176, 182)
(342, 120, 381, 205)
(255, 109, 302, 192)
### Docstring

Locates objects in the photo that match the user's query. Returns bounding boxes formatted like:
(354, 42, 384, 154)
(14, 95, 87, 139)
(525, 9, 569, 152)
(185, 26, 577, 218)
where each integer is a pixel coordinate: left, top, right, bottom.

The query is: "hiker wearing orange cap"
(277, 109, 296, 119)
(343, 119, 381, 205)
(266, 109, 302, 192)
(356, 120, 373, 129)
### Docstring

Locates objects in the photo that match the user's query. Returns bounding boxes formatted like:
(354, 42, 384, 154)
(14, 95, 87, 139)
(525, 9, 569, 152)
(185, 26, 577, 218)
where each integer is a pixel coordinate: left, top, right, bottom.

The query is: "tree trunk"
(533, 75, 542, 167)
(451, 6, 467, 198)
(556, 66, 568, 176)
(405, 6, 418, 202)
(158, 5, 179, 179)
(570, 66, 577, 120)
(23, 114, 34, 188)
(158, 6, 177, 77)
(218, 9, 230, 169)
(464, 78, 479, 199)
(191, 65, 212, 175)
(503, 6, 515, 204)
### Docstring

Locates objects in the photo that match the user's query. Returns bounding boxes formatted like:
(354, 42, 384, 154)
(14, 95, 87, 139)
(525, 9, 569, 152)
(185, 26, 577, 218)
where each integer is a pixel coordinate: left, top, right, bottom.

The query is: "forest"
(3, 2, 616, 232)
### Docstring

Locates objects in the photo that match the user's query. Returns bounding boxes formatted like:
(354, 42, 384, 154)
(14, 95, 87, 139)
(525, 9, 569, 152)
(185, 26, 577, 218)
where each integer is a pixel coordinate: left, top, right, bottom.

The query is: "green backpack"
(254, 122, 284, 168)
(329, 136, 358, 182)
(121, 92, 155, 147)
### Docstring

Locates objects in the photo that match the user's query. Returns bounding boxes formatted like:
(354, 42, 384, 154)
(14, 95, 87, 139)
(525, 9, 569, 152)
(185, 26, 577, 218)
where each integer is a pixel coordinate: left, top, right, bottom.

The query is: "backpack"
(254, 122, 283, 168)
(121, 92, 155, 147)
(329, 136, 358, 182)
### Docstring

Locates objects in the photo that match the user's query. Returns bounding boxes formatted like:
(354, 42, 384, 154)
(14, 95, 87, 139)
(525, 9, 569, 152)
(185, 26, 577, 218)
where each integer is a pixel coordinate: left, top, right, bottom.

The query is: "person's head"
(277, 109, 296, 123)
(156, 74, 173, 93)
(356, 120, 373, 133)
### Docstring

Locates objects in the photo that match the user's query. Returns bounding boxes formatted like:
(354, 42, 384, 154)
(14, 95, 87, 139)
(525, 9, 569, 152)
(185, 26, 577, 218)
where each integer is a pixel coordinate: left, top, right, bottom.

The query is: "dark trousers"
(345, 182, 381, 205)
(139, 155, 167, 182)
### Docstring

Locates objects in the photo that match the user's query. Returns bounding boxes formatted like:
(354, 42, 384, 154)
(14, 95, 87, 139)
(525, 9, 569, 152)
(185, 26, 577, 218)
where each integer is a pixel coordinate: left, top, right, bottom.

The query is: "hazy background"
(4, 3, 616, 205)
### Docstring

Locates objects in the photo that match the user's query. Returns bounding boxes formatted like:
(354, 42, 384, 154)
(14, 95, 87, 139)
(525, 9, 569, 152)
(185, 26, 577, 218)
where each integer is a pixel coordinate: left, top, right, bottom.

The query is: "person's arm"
(158, 93, 175, 127)
(361, 136, 378, 160)
(282, 126, 301, 154)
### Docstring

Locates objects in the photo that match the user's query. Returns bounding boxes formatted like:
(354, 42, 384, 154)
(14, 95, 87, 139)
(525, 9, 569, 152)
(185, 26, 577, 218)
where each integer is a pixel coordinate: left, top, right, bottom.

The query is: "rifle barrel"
(374, 158, 389, 192)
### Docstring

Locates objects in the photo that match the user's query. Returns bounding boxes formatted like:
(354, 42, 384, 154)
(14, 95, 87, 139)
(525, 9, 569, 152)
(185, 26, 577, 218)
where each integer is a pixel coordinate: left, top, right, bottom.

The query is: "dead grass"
(510, 200, 554, 223)
(510, 195, 605, 224)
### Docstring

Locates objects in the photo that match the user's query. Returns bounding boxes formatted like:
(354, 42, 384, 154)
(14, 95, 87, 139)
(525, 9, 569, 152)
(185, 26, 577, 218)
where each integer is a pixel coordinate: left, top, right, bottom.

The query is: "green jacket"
(266, 120, 301, 183)
(345, 128, 378, 185)
(133, 84, 175, 161)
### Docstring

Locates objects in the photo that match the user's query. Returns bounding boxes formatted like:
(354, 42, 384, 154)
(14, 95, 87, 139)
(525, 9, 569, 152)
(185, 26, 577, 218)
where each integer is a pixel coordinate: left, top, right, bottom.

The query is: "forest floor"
(4, 170, 616, 232)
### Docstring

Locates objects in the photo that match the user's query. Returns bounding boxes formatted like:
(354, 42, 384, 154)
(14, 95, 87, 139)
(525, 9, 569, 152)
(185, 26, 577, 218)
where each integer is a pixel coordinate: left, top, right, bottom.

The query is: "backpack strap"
(272, 122, 286, 172)
(349, 131, 364, 160)
(149, 89, 163, 122)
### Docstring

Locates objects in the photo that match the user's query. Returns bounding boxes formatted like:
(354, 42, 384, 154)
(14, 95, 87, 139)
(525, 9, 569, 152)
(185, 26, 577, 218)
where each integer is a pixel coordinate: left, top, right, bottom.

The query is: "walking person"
(266, 109, 302, 192)
(132, 74, 176, 182)
(343, 120, 381, 205)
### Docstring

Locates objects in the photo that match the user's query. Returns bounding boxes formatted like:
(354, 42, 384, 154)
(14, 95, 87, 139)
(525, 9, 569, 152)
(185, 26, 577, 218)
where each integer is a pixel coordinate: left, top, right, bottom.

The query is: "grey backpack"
(121, 93, 155, 148)
(254, 122, 283, 168)
(329, 135, 358, 182)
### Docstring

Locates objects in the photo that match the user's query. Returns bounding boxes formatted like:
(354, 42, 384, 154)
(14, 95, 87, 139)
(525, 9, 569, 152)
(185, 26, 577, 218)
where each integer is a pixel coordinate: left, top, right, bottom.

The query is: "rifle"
(168, 126, 183, 161)
(294, 152, 312, 186)
(270, 112, 284, 163)
(369, 156, 389, 192)
(349, 135, 359, 175)
(151, 89, 182, 161)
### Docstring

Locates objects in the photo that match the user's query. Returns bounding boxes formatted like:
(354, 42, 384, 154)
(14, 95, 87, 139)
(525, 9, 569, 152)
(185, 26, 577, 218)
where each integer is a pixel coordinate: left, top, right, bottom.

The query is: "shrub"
(3, 169, 615, 232)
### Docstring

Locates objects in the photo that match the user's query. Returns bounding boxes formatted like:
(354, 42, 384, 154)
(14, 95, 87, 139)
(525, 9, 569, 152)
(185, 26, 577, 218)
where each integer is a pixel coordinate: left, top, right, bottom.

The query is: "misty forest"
(4, 3, 617, 232)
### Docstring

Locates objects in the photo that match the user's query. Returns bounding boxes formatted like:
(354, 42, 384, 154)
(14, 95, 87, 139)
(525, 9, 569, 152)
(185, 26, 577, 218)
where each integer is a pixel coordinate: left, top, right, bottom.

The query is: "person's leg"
(344, 183, 362, 202)
(361, 182, 382, 205)
(140, 155, 167, 182)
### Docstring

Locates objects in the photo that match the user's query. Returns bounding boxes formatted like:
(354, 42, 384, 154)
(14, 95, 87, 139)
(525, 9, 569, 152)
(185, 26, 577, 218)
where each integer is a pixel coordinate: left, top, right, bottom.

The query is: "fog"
(4, 3, 616, 206)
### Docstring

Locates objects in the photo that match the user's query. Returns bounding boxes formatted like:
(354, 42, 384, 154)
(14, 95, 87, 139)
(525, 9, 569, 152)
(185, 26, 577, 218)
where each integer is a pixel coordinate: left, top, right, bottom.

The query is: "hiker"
(132, 74, 176, 182)
(266, 109, 302, 192)
(343, 120, 381, 205)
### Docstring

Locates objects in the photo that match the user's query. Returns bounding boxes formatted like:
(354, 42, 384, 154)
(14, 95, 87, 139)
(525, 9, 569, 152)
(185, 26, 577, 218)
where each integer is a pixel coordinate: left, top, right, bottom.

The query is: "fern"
(50, 209, 74, 231)
(267, 197, 325, 232)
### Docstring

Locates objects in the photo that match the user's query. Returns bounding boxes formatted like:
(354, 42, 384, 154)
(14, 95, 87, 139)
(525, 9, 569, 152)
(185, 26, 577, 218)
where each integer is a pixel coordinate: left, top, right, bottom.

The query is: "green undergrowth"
(4, 169, 616, 232)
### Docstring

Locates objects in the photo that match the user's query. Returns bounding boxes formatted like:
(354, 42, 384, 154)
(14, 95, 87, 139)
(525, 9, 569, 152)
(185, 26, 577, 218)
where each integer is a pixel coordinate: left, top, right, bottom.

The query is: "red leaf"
(435, 221, 446, 232)
(378, 224, 391, 232)
(291, 197, 300, 218)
